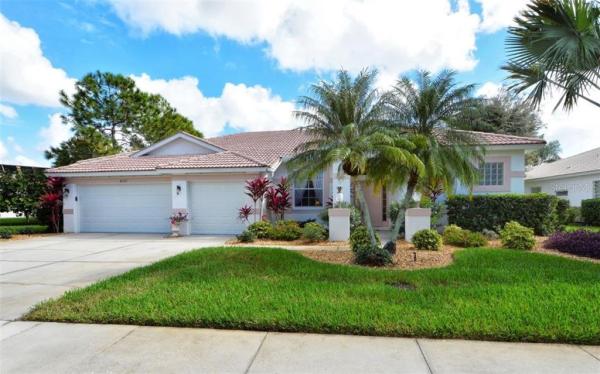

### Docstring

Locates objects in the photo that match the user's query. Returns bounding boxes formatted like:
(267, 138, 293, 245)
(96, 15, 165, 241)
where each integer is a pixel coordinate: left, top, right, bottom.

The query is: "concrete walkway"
(0, 321, 598, 374)
(0, 233, 230, 320)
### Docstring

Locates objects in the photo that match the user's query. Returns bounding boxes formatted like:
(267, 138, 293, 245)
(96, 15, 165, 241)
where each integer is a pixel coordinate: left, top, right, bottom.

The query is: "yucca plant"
(503, 0, 600, 110)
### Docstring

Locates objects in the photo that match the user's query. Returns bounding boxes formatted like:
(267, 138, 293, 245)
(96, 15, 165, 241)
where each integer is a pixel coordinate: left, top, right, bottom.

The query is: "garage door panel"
(190, 181, 247, 234)
(79, 184, 171, 233)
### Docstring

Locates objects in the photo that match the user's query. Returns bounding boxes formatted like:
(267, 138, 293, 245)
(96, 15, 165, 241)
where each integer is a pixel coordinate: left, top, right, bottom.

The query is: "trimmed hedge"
(555, 199, 570, 225)
(447, 194, 560, 235)
(0, 225, 48, 235)
(581, 198, 600, 226)
(544, 230, 600, 259)
(0, 217, 40, 226)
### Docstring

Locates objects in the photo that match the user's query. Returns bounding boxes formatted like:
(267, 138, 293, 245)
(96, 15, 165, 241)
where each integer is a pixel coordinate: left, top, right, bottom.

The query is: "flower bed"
(544, 230, 600, 260)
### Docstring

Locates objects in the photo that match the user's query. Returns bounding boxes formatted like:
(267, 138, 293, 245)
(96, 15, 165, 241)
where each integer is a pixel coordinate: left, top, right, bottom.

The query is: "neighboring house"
(46, 129, 544, 234)
(525, 147, 600, 207)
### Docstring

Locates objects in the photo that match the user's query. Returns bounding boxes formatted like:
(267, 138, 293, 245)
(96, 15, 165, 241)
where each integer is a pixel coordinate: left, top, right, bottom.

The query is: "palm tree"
(503, 0, 600, 110)
(383, 70, 484, 243)
(287, 69, 422, 247)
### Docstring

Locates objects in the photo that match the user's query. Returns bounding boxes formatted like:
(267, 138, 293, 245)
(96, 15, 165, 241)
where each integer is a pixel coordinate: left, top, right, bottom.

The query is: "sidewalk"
(1, 321, 599, 373)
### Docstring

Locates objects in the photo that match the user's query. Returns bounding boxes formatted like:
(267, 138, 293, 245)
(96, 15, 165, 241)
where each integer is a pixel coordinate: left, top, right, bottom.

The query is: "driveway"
(0, 233, 230, 320)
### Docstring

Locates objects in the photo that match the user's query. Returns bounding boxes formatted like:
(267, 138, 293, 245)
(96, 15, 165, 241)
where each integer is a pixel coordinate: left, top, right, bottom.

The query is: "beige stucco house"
(46, 129, 544, 234)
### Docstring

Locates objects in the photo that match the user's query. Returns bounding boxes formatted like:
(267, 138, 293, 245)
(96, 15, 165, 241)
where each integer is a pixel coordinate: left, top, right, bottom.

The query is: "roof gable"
(133, 132, 225, 157)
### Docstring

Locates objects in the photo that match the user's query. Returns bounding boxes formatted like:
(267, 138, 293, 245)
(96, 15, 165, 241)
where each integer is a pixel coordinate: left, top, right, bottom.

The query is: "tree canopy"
(46, 71, 202, 167)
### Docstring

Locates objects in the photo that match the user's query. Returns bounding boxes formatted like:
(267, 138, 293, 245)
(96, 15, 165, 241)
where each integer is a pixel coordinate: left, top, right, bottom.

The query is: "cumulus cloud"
(109, 0, 480, 77)
(0, 103, 17, 119)
(132, 74, 300, 137)
(0, 13, 75, 107)
(476, 0, 528, 33)
(476, 81, 502, 98)
(37, 113, 72, 151)
(0, 137, 46, 167)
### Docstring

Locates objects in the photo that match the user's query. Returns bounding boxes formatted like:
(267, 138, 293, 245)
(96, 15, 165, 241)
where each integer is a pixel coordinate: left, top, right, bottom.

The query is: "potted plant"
(169, 212, 189, 237)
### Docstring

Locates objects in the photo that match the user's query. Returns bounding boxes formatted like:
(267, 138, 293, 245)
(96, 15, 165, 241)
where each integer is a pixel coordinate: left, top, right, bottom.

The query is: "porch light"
(63, 188, 70, 198)
(176, 185, 182, 195)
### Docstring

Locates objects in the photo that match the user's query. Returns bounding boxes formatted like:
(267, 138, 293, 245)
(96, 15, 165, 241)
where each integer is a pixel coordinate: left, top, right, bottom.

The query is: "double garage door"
(78, 180, 247, 234)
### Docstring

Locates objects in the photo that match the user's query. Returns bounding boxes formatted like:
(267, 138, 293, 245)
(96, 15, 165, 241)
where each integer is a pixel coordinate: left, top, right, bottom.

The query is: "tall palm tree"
(503, 0, 600, 110)
(287, 69, 422, 247)
(383, 70, 484, 243)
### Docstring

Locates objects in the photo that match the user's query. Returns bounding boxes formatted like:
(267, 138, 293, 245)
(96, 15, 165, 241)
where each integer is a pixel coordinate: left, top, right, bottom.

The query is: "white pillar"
(171, 180, 190, 235)
(328, 208, 350, 241)
(405, 208, 431, 242)
(63, 183, 80, 233)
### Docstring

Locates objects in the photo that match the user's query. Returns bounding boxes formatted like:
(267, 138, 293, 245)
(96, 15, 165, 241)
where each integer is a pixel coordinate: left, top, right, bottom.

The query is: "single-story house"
(525, 147, 600, 207)
(46, 129, 544, 235)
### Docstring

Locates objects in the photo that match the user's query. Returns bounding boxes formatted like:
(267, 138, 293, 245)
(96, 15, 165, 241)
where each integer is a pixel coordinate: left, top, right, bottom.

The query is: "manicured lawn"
(25, 247, 600, 344)
(565, 224, 600, 233)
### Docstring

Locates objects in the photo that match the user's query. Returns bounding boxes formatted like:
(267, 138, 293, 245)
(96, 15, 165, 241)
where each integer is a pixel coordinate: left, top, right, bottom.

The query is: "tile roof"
(526, 147, 600, 180)
(47, 128, 544, 174)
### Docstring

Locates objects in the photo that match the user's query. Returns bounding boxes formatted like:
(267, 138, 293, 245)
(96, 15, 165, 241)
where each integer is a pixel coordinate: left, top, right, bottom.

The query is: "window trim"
(292, 172, 324, 209)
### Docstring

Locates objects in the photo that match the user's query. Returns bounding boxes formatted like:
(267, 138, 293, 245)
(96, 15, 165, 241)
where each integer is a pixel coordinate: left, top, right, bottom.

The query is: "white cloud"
(132, 74, 300, 137)
(476, 0, 528, 33)
(0, 137, 47, 167)
(0, 13, 75, 107)
(0, 103, 17, 118)
(109, 0, 481, 77)
(37, 113, 72, 151)
(476, 81, 502, 98)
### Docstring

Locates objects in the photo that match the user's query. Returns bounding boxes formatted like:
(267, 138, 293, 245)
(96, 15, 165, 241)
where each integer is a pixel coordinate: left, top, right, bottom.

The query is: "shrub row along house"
(46, 129, 544, 235)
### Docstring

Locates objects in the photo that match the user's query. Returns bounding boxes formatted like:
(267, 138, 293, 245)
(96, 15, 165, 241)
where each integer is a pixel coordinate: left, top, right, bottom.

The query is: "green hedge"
(0, 217, 40, 226)
(446, 194, 560, 235)
(581, 198, 600, 226)
(0, 225, 48, 235)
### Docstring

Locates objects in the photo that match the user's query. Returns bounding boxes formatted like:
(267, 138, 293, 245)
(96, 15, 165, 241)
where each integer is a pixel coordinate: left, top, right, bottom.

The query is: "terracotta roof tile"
(47, 128, 544, 174)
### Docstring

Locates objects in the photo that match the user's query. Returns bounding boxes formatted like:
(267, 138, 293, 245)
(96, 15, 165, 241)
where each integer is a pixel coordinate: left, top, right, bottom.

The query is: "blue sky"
(0, 0, 597, 166)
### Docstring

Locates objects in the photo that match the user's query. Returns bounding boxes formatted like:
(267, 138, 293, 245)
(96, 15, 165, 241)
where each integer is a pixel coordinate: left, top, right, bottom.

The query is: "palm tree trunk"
(390, 179, 417, 243)
(353, 176, 379, 247)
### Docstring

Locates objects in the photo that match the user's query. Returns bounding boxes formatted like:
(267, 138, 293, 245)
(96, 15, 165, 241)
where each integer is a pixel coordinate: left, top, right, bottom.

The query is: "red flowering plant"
(38, 177, 64, 233)
(238, 204, 254, 223)
(244, 176, 270, 221)
(266, 177, 291, 220)
(169, 212, 189, 225)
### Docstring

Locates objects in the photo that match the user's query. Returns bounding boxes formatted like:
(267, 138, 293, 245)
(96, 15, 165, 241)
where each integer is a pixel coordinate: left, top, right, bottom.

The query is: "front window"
(531, 187, 541, 193)
(594, 181, 600, 198)
(479, 162, 504, 186)
(294, 173, 324, 208)
(556, 190, 568, 197)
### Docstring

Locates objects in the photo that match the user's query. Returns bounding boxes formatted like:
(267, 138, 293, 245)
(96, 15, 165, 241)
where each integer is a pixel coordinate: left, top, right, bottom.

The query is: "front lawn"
(25, 247, 600, 344)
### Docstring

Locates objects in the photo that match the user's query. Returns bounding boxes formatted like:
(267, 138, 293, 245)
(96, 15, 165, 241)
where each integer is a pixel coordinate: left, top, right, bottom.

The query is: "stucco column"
(171, 180, 190, 235)
(63, 183, 80, 233)
(405, 208, 431, 242)
(330, 162, 351, 205)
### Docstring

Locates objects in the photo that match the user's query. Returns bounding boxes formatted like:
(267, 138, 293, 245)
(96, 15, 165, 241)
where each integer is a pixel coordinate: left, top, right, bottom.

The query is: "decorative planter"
(328, 208, 351, 241)
(171, 223, 181, 237)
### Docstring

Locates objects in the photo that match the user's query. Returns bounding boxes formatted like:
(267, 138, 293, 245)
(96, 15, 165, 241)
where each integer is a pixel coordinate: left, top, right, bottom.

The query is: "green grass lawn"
(25, 247, 600, 344)
(565, 224, 600, 233)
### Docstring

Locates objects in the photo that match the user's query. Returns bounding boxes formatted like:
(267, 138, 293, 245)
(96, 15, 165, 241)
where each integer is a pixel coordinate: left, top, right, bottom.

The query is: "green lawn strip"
(0, 225, 48, 235)
(564, 224, 600, 233)
(0, 217, 40, 226)
(25, 247, 600, 344)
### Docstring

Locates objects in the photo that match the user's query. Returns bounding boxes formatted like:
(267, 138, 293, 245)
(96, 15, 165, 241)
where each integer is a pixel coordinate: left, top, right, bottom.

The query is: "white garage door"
(79, 184, 171, 233)
(190, 180, 248, 234)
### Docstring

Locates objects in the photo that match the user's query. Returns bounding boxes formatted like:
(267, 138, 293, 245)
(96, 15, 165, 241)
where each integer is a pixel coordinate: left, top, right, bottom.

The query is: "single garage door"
(79, 184, 171, 233)
(190, 180, 247, 234)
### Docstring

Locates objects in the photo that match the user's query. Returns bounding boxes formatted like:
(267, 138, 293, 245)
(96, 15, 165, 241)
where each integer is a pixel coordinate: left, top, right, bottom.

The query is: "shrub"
(581, 198, 600, 226)
(0, 232, 12, 239)
(442, 224, 487, 247)
(302, 222, 327, 242)
(566, 207, 581, 224)
(482, 229, 499, 240)
(544, 230, 600, 259)
(447, 194, 560, 235)
(412, 229, 442, 251)
(270, 220, 302, 241)
(0, 217, 40, 226)
(555, 199, 570, 225)
(500, 221, 536, 251)
(236, 230, 255, 243)
(350, 226, 390, 266)
(0, 225, 48, 235)
(247, 221, 273, 239)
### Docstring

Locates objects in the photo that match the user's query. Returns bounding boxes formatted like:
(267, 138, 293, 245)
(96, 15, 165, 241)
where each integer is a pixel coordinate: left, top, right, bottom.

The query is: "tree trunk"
(390, 179, 417, 243)
(353, 177, 379, 247)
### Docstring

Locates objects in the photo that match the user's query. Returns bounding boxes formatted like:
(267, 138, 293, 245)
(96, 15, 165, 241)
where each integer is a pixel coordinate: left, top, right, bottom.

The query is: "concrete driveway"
(0, 233, 230, 320)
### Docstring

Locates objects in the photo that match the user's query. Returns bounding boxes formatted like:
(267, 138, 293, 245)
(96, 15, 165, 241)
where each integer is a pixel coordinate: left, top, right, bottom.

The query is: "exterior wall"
(454, 149, 526, 195)
(144, 138, 215, 156)
(525, 172, 600, 207)
(364, 183, 389, 228)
